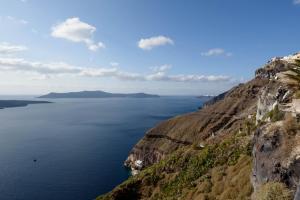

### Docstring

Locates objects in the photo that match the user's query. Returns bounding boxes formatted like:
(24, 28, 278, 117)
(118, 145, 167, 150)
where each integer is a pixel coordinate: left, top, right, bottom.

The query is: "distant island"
(38, 91, 160, 98)
(197, 95, 215, 99)
(0, 100, 51, 109)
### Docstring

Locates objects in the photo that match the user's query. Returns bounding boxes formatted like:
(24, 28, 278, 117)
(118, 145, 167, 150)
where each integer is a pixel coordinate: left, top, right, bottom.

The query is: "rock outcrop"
(251, 55, 300, 199)
(252, 123, 300, 196)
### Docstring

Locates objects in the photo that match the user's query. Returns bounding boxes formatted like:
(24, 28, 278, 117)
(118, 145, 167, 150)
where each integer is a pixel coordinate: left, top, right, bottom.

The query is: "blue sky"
(0, 0, 299, 95)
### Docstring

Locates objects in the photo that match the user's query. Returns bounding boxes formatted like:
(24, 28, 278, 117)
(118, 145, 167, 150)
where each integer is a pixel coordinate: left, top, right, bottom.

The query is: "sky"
(0, 0, 299, 95)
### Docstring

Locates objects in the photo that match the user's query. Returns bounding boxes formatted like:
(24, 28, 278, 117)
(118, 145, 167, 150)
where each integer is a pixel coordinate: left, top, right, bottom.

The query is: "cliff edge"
(98, 52, 300, 200)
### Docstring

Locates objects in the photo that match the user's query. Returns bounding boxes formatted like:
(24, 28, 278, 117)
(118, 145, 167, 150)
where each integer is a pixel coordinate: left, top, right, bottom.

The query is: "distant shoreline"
(0, 100, 51, 109)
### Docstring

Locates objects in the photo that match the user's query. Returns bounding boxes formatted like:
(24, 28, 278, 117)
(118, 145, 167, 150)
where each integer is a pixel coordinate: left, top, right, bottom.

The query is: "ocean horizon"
(0, 96, 206, 200)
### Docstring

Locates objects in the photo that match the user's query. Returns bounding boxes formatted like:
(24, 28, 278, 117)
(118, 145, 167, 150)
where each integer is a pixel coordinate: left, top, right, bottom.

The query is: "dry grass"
(267, 123, 280, 134)
(191, 155, 253, 200)
(294, 90, 300, 99)
(283, 113, 299, 135)
(98, 124, 255, 200)
(256, 182, 292, 200)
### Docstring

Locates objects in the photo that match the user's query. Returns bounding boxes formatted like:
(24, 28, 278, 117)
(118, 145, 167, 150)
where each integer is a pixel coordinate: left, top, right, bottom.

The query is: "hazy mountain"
(39, 91, 160, 98)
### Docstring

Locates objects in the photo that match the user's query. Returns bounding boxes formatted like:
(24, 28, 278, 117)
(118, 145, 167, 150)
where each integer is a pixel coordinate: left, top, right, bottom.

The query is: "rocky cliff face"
(98, 52, 300, 200)
(251, 57, 300, 199)
(125, 78, 268, 170)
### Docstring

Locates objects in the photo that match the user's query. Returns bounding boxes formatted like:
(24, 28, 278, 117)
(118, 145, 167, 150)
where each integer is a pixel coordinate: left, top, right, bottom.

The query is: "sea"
(0, 96, 208, 200)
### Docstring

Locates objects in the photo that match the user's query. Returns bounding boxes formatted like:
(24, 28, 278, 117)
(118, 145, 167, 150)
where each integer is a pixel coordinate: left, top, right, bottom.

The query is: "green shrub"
(267, 105, 284, 122)
(98, 130, 253, 200)
(256, 182, 292, 200)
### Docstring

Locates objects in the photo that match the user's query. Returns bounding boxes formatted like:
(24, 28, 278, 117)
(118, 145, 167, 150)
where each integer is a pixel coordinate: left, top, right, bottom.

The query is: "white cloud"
(201, 48, 232, 57)
(31, 28, 38, 34)
(146, 64, 229, 82)
(0, 57, 231, 83)
(294, 0, 300, 4)
(0, 43, 28, 54)
(1, 16, 28, 25)
(0, 58, 81, 74)
(51, 17, 105, 51)
(110, 62, 119, 67)
(150, 64, 172, 72)
(30, 74, 50, 81)
(138, 36, 174, 50)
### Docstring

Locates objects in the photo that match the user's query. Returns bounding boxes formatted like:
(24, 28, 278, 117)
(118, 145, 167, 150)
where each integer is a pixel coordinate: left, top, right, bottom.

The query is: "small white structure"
(131, 169, 139, 176)
(134, 160, 143, 169)
(281, 52, 300, 62)
(269, 52, 300, 63)
(270, 57, 281, 62)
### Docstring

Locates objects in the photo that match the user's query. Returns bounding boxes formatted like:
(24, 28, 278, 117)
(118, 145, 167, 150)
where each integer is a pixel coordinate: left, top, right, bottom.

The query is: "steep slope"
(251, 56, 300, 199)
(124, 78, 268, 169)
(98, 52, 300, 200)
(98, 135, 254, 200)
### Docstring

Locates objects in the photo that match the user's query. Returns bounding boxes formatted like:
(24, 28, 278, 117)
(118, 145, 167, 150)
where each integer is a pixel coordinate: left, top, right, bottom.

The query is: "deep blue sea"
(0, 96, 206, 200)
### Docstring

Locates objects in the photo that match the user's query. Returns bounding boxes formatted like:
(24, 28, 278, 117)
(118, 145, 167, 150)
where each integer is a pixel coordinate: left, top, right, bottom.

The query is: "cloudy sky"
(0, 0, 299, 95)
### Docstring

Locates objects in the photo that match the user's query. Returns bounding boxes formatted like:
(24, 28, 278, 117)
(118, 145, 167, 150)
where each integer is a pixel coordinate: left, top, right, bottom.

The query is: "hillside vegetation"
(98, 53, 300, 200)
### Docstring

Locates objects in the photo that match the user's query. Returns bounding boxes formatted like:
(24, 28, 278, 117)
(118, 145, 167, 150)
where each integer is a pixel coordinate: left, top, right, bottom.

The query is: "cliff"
(98, 52, 300, 200)
(124, 78, 267, 169)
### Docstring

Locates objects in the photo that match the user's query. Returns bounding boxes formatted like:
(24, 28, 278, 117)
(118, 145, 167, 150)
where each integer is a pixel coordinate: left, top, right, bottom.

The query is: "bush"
(267, 105, 284, 122)
(294, 90, 300, 99)
(283, 114, 298, 135)
(256, 182, 292, 200)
